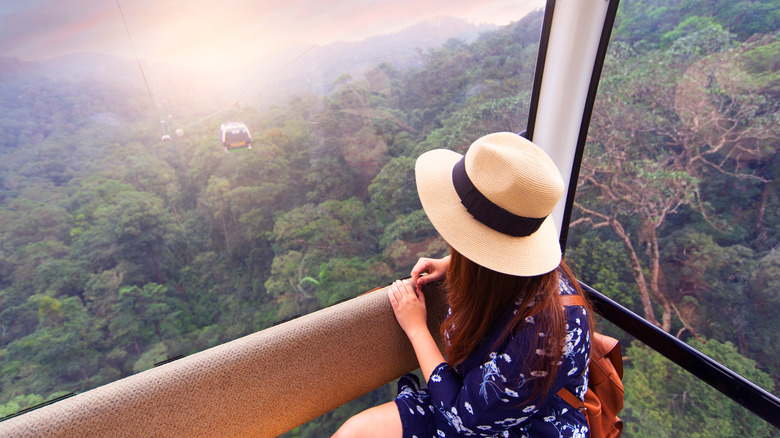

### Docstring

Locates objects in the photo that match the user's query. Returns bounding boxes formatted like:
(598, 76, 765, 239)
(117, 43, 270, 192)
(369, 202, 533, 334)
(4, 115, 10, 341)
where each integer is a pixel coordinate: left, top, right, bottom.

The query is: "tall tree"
(573, 29, 778, 332)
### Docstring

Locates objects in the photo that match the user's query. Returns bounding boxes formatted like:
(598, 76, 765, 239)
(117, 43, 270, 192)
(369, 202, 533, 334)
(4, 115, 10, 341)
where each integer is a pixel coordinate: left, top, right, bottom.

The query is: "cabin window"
(566, 0, 779, 434)
(1, 1, 777, 434)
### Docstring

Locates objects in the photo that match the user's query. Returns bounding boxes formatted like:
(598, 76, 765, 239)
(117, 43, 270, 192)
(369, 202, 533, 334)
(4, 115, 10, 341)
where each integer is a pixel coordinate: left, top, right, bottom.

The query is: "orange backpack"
(558, 294, 624, 438)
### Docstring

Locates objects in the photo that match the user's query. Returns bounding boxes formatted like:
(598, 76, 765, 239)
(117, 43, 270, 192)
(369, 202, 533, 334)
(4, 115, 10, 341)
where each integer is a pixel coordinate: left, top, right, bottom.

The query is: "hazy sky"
(0, 0, 544, 78)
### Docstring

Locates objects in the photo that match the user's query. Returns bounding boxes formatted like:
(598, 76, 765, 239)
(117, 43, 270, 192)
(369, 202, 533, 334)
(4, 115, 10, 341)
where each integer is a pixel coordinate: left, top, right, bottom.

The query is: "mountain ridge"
(242, 15, 498, 104)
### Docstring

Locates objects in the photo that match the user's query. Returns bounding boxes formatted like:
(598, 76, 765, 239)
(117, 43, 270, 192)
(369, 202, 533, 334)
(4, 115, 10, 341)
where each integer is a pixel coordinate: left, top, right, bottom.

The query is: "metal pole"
(525, 0, 620, 252)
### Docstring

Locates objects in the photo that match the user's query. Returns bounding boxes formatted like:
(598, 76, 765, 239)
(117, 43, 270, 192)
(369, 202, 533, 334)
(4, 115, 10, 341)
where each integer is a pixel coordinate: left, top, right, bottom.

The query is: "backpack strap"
(557, 293, 588, 410)
(559, 294, 586, 307)
(557, 386, 586, 411)
(560, 293, 624, 379)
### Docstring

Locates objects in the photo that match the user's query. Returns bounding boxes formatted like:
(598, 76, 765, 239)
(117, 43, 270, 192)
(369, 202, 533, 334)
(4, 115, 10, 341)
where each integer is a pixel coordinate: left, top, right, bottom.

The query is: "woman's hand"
(388, 279, 446, 383)
(388, 279, 428, 337)
(411, 255, 451, 289)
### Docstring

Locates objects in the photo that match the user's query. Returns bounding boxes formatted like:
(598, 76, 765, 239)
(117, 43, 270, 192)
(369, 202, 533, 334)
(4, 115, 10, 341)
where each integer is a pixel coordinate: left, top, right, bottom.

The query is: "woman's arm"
(388, 279, 446, 382)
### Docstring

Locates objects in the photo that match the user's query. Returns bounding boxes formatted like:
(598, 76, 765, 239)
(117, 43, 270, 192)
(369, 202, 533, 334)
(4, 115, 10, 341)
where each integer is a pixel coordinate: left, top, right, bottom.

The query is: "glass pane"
(593, 322, 775, 437)
(568, 0, 779, 426)
(0, 0, 544, 418)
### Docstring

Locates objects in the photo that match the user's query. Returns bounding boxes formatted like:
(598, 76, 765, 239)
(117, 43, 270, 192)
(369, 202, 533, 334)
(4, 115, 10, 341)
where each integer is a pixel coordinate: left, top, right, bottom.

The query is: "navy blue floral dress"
(394, 274, 591, 438)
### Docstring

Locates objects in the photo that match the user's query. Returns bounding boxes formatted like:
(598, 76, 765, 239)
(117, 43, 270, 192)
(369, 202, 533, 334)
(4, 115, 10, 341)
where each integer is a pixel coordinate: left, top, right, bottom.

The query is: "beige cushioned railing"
(0, 283, 448, 437)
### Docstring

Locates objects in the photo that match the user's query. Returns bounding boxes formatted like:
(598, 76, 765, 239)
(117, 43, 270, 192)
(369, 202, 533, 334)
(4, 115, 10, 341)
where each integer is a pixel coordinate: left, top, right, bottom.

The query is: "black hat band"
(452, 157, 545, 237)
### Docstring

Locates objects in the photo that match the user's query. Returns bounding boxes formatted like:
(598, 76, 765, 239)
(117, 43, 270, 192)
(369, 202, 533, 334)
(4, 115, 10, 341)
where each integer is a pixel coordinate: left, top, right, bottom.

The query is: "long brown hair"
(441, 248, 591, 402)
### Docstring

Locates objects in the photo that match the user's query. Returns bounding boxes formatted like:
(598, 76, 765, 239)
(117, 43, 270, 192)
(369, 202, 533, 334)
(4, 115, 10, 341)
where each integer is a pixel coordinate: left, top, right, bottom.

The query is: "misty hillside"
(248, 16, 498, 104)
(0, 15, 499, 138)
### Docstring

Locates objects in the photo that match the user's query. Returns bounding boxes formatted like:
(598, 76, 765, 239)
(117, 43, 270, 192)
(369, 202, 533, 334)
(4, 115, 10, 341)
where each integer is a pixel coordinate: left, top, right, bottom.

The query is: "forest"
(0, 0, 778, 436)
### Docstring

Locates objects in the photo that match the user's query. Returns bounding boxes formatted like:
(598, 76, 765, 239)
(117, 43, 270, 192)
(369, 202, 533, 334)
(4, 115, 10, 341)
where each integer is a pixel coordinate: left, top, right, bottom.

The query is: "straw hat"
(415, 132, 564, 276)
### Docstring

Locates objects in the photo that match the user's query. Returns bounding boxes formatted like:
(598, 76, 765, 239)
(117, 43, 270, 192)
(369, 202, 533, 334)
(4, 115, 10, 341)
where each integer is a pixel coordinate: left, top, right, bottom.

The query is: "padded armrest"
(0, 283, 448, 437)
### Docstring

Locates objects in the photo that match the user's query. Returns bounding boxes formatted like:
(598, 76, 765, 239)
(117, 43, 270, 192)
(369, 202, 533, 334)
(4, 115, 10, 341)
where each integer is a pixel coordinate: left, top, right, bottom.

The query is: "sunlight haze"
(0, 0, 544, 82)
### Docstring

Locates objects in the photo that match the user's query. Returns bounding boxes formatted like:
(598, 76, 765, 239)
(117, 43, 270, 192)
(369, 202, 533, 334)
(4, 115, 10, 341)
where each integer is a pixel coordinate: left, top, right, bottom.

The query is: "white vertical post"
(531, 0, 611, 236)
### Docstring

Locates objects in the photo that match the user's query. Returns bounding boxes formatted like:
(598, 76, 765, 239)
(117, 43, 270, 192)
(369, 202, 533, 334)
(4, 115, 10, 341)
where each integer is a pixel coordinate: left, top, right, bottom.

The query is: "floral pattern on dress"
(395, 272, 590, 438)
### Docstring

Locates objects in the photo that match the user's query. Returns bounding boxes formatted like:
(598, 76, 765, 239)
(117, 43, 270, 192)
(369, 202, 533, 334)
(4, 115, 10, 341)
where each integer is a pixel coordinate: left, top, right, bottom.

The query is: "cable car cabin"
(220, 122, 252, 151)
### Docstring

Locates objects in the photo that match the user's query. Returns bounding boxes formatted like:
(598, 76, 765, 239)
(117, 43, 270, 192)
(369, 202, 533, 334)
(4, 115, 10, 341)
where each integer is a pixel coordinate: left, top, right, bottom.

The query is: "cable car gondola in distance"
(220, 122, 252, 152)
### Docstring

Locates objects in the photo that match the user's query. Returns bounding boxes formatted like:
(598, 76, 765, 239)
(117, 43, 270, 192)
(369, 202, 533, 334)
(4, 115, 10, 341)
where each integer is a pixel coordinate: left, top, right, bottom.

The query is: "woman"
(334, 132, 592, 437)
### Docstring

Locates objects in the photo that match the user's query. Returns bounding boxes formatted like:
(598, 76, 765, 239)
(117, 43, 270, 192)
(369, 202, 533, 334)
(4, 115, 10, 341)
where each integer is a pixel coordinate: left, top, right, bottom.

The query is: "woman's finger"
(405, 280, 417, 296)
(389, 287, 404, 307)
(411, 259, 433, 285)
(403, 280, 416, 297)
(415, 284, 425, 301)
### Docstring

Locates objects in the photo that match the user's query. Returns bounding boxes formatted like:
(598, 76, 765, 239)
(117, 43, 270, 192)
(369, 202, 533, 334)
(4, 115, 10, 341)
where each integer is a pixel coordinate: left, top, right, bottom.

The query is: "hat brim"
(415, 149, 562, 276)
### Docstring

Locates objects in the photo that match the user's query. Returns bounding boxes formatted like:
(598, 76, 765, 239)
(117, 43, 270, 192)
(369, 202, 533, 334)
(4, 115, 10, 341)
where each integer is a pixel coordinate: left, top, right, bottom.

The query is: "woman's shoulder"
(556, 272, 590, 328)
(557, 271, 578, 297)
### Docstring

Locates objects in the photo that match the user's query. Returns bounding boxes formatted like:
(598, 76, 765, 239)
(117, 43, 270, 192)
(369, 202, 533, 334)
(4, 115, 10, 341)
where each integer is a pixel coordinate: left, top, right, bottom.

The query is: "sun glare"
(0, 1, 546, 95)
